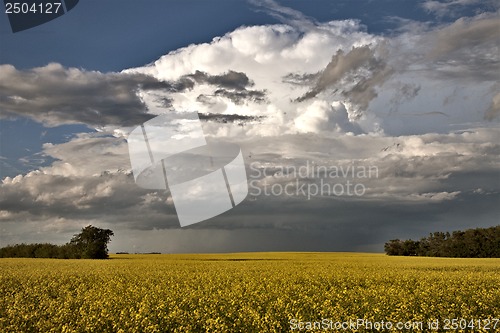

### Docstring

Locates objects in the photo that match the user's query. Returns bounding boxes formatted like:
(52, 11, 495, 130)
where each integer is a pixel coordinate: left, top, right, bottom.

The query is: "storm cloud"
(0, 64, 174, 127)
(296, 46, 392, 113)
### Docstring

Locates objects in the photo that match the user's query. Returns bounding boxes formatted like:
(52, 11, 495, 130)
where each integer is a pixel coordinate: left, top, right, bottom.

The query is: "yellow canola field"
(1, 253, 499, 332)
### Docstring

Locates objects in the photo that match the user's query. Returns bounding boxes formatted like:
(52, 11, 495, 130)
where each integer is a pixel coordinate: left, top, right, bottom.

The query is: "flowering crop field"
(1, 253, 499, 332)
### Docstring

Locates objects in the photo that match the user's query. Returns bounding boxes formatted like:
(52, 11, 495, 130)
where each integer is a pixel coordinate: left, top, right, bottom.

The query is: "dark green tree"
(384, 239, 404, 255)
(69, 225, 114, 259)
(385, 225, 500, 258)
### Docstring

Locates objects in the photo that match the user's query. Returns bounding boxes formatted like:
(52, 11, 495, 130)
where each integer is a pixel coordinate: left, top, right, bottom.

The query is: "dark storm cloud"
(213, 89, 267, 105)
(159, 97, 174, 109)
(1, 128, 499, 251)
(295, 46, 392, 114)
(0, 64, 184, 127)
(185, 70, 253, 91)
(174, 189, 499, 253)
(426, 14, 500, 81)
(282, 72, 319, 86)
(0, 170, 179, 230)
(0, 133, 178, 229)
(342, 66, 393, 116)
(296, 46, 377, 102)
(183, 70, 268, 105)
(196, 90, 267, 106)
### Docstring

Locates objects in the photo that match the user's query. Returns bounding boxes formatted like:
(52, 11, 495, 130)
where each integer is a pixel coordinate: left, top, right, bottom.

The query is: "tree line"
(0, 225, 114, 259)
(384, 225, 500, 257)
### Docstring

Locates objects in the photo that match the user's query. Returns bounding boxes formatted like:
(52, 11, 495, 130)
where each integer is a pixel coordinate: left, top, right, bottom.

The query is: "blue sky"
(1, 0, 278, 70)
(0, 0, 498, 252)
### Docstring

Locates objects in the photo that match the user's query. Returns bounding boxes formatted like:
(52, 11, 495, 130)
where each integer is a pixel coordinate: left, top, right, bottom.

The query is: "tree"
(385, 225, 500, 258)
(401, 239, 419, 256)
(69, 225, 114, 259)
(384, 239, 404, 256)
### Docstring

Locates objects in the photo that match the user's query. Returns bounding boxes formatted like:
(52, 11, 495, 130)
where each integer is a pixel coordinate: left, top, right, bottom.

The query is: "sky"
(0, 0, 499, 253)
